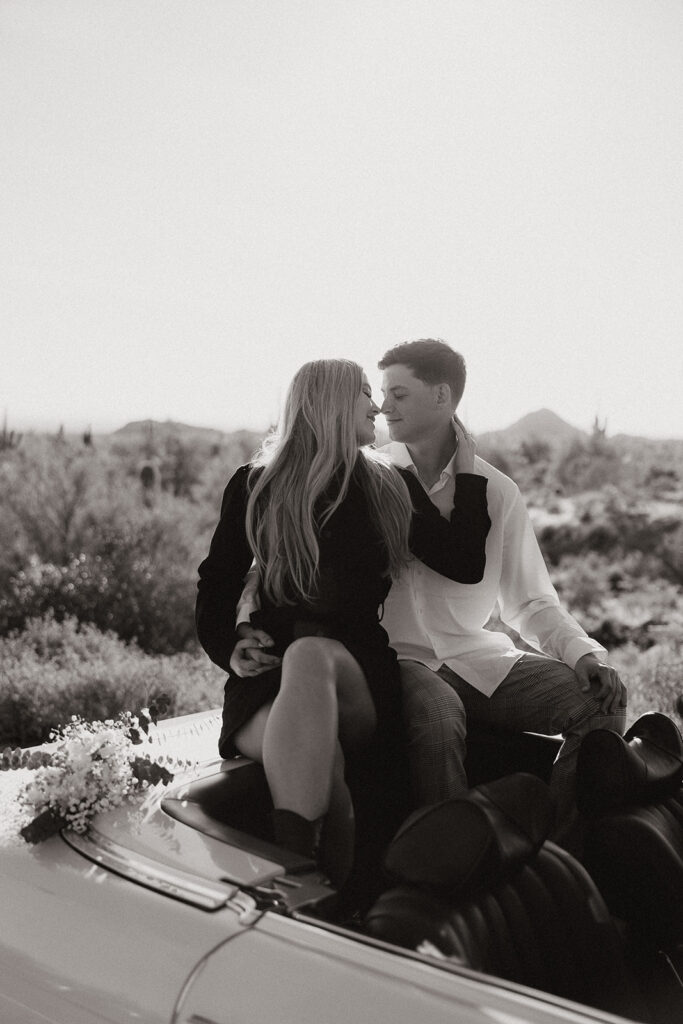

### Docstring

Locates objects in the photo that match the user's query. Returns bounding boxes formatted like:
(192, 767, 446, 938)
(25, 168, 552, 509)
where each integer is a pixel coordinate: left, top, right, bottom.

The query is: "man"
(377, 338, 626, 841)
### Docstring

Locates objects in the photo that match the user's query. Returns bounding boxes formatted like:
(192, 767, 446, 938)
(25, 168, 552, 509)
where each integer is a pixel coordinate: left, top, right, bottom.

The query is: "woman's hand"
(229, 623, 282, 677)
(453, 413, 476, 474)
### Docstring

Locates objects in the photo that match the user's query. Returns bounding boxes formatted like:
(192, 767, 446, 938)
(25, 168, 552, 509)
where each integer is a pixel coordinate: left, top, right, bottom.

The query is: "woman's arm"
(196, 465, 257, 672)
(401, 468, 490, 584)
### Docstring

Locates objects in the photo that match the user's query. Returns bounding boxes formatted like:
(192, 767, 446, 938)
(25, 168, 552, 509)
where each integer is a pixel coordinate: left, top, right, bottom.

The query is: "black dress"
(196, 460, 490, 771)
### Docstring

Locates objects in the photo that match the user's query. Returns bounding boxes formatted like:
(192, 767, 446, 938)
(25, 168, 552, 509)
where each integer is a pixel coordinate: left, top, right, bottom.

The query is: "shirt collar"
(440, 452, 457, 481)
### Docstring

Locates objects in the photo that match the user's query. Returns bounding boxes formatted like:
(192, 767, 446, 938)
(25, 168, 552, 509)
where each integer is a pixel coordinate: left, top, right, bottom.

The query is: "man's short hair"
(378, 339, 466, 407)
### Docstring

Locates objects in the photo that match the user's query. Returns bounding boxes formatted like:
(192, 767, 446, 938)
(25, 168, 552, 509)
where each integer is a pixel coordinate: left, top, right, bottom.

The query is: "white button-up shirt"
(379, 442, 606, 696)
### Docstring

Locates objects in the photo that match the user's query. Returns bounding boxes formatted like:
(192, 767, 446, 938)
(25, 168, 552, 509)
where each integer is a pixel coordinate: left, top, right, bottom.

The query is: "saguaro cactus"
(0, 412, 22, 451)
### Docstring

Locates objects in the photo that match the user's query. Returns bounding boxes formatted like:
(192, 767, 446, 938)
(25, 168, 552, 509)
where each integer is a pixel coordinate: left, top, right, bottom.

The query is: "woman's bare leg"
(259, 636, 375, 818)
(233, 637, 375, 880)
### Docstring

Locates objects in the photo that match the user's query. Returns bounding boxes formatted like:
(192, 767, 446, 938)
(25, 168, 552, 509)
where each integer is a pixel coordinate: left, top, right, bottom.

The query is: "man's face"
(380, 364, 447, 443)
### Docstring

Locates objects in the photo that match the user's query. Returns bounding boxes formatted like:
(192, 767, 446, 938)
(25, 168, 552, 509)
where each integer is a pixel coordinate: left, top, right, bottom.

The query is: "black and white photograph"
(2, 3, 683, 1022)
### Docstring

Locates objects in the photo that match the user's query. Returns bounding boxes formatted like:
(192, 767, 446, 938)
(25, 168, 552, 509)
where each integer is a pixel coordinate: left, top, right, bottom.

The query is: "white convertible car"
(2, 709, 682, 1024)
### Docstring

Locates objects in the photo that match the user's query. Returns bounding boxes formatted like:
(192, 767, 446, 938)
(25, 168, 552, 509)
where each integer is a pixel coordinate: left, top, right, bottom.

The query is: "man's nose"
(379, 398, 391, 415)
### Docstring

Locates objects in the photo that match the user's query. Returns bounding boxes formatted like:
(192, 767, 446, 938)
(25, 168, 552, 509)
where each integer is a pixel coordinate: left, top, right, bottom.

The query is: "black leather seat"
(364, 773, 647, 1020)
(465, 724, 560, 787)
(577, 713, 683, 947)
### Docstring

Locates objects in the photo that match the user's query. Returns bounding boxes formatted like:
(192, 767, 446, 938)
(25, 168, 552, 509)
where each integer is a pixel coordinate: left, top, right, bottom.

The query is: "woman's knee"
(282, 636, 340, 679)
(279, 638, 339, 702)
(284, 637, 366, 695)
(281, 636, 374, 741)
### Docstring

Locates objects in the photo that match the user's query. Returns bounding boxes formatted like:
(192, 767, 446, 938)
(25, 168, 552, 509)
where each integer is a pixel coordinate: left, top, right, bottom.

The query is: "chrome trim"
(62, 827, 237, 910)
(227, 890, 263, 925)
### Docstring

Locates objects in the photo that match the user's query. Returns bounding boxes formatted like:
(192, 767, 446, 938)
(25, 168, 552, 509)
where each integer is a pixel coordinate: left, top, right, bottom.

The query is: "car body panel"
(88, 774, 287, 889)
(178, 913, 628, 1024)
(0, 710, 642, 1024)
(0, 833, 250, 1024)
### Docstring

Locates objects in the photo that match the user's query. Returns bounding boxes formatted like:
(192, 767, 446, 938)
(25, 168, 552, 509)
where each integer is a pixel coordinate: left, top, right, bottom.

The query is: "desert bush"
(0, 436, 109, 564)
(0, 615, 224, 747)
(537, 488, 683, 572)
(609, 640, 683, 727)
(554, 432, 622, 494)
(0, 553, 197, 654)
(659, 522, 683, 586)
(549, 552, 683, 650)
(0, 450, 209, 653)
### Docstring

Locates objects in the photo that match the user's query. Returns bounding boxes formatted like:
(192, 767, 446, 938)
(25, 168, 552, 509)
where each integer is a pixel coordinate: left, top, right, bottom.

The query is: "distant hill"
(113, 419, 234, 443)
(477, 409, 587, 450)
(107, 415, 683, 477)
(109, 419, 264, 462)
(113, 418, 261, 445)
(473, 409, 683, 496)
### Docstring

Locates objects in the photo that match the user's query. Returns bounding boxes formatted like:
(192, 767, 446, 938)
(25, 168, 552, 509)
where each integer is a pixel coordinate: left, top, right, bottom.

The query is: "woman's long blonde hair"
(246, 359, 414, 605)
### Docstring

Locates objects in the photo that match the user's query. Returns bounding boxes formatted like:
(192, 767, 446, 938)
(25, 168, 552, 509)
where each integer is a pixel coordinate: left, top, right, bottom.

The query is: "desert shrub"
(0, 551, 197, 654)
(538, 502, 620, 565)
(645, 465, 680, 496)
(0, 433, 242, 643)
(536, 488, 683, 574)
(549, 552, 683, 650)
(0, 473, 209, 653)
(551, 553, 615, 614)
(0, 436, 112, 564)
(554, 434, 622, 494)
(0, 615, 224, 747)
(659, 522, 683, 586)
(609, 640, 683, 727)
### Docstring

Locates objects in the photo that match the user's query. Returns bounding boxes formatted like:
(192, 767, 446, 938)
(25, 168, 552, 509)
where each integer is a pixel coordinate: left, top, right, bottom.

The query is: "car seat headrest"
(383, 772, 555, 896)
(577, 712, 683, 816)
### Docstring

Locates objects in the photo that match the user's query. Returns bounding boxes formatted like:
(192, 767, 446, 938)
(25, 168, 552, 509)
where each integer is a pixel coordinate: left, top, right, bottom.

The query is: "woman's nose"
(371, 399, 381, 414)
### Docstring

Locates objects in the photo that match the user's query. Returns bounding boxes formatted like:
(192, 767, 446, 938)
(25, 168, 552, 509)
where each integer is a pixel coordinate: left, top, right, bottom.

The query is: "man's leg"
(399, 660, 468, 807)
(438, 652, 627, 842)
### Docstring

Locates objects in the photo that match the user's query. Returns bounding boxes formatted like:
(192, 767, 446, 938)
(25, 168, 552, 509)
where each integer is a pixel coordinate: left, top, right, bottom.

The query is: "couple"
(196, 340, 626, 880)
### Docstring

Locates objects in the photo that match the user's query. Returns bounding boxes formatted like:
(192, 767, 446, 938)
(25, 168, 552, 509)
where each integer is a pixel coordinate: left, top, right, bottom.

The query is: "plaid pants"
(400, 653, 627, 833)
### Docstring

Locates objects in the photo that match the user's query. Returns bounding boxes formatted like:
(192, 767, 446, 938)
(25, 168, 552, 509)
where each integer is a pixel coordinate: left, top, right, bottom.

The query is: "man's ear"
(434, 382, 452, 408)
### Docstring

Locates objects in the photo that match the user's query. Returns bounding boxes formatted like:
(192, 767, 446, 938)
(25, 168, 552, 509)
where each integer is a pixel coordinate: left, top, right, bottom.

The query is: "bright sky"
(2, 0, 682, 439)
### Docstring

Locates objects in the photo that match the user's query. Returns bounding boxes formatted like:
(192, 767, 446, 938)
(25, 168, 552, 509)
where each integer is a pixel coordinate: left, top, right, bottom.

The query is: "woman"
(196, 359, 489, 881)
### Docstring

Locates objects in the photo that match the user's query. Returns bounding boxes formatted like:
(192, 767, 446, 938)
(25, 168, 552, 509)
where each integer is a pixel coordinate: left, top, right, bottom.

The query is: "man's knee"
(576, 699, 627, 737)
(565, 681, 628, 739)
(399, 661, 466, 740)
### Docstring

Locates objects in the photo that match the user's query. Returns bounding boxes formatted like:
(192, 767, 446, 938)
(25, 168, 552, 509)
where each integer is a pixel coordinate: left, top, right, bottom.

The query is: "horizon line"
(5, 411, 683, 444)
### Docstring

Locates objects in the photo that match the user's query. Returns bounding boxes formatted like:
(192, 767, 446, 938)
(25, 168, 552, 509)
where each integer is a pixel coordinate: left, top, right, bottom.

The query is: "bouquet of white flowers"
(1, 697, 189, 844)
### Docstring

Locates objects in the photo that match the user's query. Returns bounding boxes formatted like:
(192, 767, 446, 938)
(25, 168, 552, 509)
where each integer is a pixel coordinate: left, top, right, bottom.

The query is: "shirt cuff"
(236, 598, 258, 625)
(564, 637, 609, 671)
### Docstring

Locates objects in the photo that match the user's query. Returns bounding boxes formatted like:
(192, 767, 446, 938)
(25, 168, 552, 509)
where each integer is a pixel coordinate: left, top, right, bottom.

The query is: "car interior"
(162, 713, 683, 1024)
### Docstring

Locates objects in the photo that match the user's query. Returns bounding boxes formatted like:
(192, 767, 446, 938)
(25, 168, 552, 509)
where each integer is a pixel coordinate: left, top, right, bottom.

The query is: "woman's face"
(354, 375, 380, 445)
